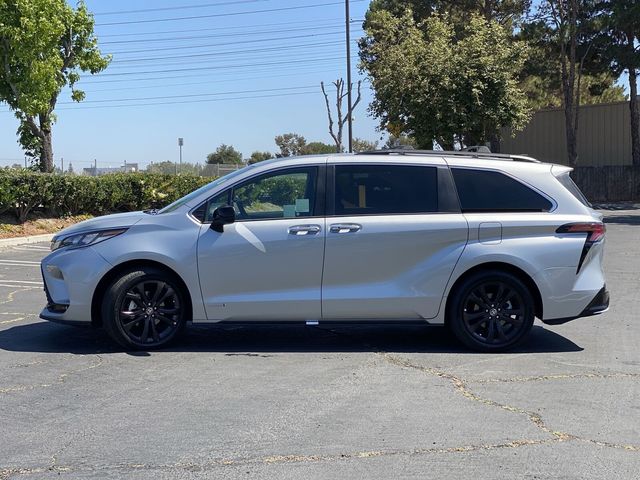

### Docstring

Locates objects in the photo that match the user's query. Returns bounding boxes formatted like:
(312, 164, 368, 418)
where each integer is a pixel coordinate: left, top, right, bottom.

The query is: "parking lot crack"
(472, 372, 640, 384)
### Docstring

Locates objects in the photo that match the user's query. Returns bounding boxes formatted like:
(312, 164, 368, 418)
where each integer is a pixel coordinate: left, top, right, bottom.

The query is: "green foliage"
(206, 144, 242, 164)
(274, 133, 336, 156)
(0, 171, 211, 223)
(275, 133, 308, 157)
(352, 138, 379, 152)
(0, 0, 111, 171)
(248, 151, 274, 165)
(384, 134, 417, 150)
(146, 161, 203, 175)
(360, 10, 531, 148)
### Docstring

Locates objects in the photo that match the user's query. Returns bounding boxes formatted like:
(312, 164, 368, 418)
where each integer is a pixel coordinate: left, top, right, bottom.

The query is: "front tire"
(448, 270, 535, 352)
(102, 267, 187, 350)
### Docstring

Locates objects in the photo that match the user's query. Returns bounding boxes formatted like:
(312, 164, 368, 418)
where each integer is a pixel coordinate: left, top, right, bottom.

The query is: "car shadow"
(0, 321, 583, 355)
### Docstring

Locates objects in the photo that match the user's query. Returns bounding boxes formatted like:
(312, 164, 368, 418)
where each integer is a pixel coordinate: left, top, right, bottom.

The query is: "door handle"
(288, 224, 321, 236)
(330, 223, 362, 234)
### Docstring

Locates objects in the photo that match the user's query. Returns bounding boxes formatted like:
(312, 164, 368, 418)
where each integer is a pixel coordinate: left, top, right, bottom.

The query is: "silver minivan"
(41, 150, 609, 351)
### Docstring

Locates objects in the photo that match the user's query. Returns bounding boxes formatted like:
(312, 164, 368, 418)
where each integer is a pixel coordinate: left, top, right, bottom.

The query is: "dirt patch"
(0, 213, 92, 239)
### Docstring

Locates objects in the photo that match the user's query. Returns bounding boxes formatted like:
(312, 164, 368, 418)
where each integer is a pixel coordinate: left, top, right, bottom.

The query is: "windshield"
(158, 166, 251, 214)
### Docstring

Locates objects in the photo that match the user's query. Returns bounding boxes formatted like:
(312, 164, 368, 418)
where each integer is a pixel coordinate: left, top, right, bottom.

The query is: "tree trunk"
(40, 126, 54, 173)
(629, 67, 640, 166)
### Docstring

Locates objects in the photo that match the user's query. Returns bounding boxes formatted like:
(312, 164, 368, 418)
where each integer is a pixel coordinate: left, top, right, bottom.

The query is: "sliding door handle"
(329, 223, 362, 234)
(288, 224, 321, 236)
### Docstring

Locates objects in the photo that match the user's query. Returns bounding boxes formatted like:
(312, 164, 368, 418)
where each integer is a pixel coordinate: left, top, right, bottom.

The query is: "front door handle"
(288, 224, 321, 236)
(330, 223, 362, 234)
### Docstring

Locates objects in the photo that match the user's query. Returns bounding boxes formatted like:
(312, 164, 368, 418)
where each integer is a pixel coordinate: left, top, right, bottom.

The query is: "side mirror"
(210, 205, 235, 233)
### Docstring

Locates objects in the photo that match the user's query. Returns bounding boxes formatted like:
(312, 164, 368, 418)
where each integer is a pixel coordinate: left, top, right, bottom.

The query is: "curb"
(0, 233, 54, 251)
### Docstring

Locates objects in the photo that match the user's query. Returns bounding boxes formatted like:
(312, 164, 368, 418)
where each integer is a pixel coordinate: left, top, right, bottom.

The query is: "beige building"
(500, 99, 638, 167)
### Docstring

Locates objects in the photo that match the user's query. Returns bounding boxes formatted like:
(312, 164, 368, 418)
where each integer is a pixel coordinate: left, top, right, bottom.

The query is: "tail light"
(556, 222, 606, 273)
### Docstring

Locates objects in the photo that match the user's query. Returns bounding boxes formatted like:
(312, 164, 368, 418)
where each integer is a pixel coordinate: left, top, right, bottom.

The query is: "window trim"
(450, 166, 557, 214)
(190, 165, 326, 224)
(327, 163, 446, 217)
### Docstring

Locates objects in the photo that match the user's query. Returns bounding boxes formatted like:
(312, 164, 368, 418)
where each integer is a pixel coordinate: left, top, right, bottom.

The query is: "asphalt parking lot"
(0, 212, 639, 479)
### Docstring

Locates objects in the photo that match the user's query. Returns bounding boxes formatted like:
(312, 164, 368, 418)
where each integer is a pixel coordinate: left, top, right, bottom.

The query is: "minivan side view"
(40, 150, 609, 352)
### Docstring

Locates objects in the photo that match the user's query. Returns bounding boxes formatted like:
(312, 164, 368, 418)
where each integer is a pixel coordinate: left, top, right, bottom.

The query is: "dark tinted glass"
(556, 172, 591, 207)
(452, 168, 552, 212)
(334, 165, 438, 215)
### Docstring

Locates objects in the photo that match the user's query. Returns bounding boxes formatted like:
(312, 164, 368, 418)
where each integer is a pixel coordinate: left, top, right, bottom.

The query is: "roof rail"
(355, 149, 541, 163)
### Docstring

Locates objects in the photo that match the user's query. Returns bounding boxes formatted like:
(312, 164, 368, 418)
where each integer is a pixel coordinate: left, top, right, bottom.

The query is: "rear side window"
(334, 165, 437, 215)
(555, 172, 591, 207)
(452, 168, 552, 213)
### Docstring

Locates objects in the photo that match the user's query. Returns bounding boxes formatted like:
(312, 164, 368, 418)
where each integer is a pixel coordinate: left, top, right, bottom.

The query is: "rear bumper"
(542, 286, 610, 325)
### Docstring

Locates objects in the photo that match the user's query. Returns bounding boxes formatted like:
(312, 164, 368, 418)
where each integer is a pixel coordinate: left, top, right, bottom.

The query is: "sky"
(0, 0, 378, 170)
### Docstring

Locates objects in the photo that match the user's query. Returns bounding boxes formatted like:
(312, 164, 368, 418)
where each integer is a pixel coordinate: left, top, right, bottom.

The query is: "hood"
(53, 211, 146, 239)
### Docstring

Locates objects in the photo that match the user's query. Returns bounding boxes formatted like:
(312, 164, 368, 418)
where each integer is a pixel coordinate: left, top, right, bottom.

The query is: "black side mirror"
(210, 205, 236, 233)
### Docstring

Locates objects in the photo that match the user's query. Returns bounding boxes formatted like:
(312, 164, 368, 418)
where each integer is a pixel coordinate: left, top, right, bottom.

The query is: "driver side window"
(231, 167, 317, 221)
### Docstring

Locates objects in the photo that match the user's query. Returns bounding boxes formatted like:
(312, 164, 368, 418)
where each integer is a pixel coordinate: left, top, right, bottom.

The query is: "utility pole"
(94, 158, 97, 176)
(24, 157, 27, 169)
(178, 137, 184, 175)
(61, 157, 64, 174)
(345, 0, 353, 153)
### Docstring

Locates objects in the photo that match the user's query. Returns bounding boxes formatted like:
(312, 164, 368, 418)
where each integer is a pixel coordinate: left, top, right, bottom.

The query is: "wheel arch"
(444, 261, 543, 323)
(91, 259, 193, 327)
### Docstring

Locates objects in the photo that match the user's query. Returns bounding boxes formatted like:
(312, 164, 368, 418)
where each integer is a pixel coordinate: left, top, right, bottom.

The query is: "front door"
(321, 163, 468, 320)
(197, 166, 325, 321)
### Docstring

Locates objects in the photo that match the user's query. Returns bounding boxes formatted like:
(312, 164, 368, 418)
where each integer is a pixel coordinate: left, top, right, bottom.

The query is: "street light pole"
(178, 137, 184, 174)
(345, 0, 353, 153)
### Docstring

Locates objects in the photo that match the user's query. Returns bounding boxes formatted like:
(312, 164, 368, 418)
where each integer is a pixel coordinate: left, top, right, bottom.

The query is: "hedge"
(0, 171, 212, 223)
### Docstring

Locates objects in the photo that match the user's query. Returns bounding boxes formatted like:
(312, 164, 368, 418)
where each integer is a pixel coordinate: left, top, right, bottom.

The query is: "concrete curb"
(0, 233, 53, 251)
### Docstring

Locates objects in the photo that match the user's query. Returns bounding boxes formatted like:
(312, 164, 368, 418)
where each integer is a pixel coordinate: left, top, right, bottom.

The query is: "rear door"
(321, 159, 468, 320)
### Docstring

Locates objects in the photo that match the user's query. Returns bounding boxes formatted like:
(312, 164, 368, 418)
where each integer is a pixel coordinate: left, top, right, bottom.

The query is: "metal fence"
(501, 99, 638, 167)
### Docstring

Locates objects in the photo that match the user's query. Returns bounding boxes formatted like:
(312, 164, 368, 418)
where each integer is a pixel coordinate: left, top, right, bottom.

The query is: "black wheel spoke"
(118, 279, 183, 347)
(461, 279, 529, 347)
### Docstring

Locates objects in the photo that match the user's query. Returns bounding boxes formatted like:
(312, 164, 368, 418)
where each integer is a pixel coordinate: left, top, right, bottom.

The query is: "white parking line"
(0, 259, 41, 264)
(0, 280, 43, 285)
(0, 263, 41, 267)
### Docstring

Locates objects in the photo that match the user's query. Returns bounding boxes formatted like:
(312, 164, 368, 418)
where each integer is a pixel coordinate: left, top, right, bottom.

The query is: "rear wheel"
(448, 270, 535, 352)
(102, 267, 187, 350)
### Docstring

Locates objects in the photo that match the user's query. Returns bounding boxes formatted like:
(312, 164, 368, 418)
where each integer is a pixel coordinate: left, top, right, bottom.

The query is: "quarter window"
(451, 168, 552, 212)
(334, 165, 438, 215)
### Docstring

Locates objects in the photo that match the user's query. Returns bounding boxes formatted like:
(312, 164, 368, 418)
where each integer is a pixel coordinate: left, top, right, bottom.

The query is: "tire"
(102, 267, 187, 350)
(448, 270, 535, 352)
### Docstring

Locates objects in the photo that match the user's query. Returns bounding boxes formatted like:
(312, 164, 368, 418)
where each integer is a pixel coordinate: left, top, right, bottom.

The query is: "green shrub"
(0, 171, 213, 223)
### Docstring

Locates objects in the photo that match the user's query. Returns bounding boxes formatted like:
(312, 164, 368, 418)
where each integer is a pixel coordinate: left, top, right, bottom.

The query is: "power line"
(98, 18, 344, 37)
(96, 0, 365, 26)
(96, 55, 347, 77)
(104, 30, 361, 56)
(59, 85, 319, 105)
(94, 0, 269, 16)
(101, 23, 346, 45)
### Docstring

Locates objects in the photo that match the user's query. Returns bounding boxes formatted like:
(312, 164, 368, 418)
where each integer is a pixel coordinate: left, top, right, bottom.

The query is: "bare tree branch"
(321, 81, 340, 150)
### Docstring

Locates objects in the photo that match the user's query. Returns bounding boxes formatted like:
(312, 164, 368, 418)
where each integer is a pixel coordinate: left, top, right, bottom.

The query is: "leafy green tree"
(597, 0, 640, 165)
(352, 138, 379, 152)
(360, 9, 530, 149)
(206, 144, 242, 164)
(0, 0, 111, 172)
(301, 142, 336, 155)
(248, 151, 274, 165)
(384, 134, 417, 149)
(274, 133, 307, 157)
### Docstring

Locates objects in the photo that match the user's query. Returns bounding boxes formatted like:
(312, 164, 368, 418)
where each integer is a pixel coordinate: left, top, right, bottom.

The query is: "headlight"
(50, 228, 128, 252)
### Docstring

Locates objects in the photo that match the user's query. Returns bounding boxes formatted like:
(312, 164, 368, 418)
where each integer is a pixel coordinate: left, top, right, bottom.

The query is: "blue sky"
(0, 0, 377, 169)
(0, 0, 636, 170)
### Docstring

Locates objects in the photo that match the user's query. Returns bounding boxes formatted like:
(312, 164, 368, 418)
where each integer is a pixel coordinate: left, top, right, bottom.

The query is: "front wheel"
(448, 270, 535, 352)
(102, 267, 187, 350)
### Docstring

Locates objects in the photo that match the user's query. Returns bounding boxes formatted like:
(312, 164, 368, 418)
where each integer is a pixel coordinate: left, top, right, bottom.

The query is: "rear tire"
(102, 267, 187, 350)
(448, 270, 535, 352)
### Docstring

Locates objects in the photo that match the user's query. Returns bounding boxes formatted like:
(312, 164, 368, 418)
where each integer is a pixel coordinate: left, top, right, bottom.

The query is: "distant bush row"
(0, 171, 212, 223)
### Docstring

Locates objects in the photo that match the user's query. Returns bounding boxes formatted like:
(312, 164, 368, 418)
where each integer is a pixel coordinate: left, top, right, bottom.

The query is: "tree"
(248, 151, 274, 164)
(360, 9, 530, 150)
(206, 144, 242, 165)
(274, 133, 307, 157)
(352, 138, 379, 152)
(320, 78, 362, 152)
(384, 134, 417, 149)
(598, 0, 640, 165)
(67, 162, 74, 174)
(0, 0, 111, 172)
(531, 0, 608, 166)
(301, 142, 336, 155)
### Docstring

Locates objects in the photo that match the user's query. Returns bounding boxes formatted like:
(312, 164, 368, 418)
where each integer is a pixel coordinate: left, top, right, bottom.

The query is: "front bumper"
(39, 246, 112, 325)
(542, 286, 610, 325)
